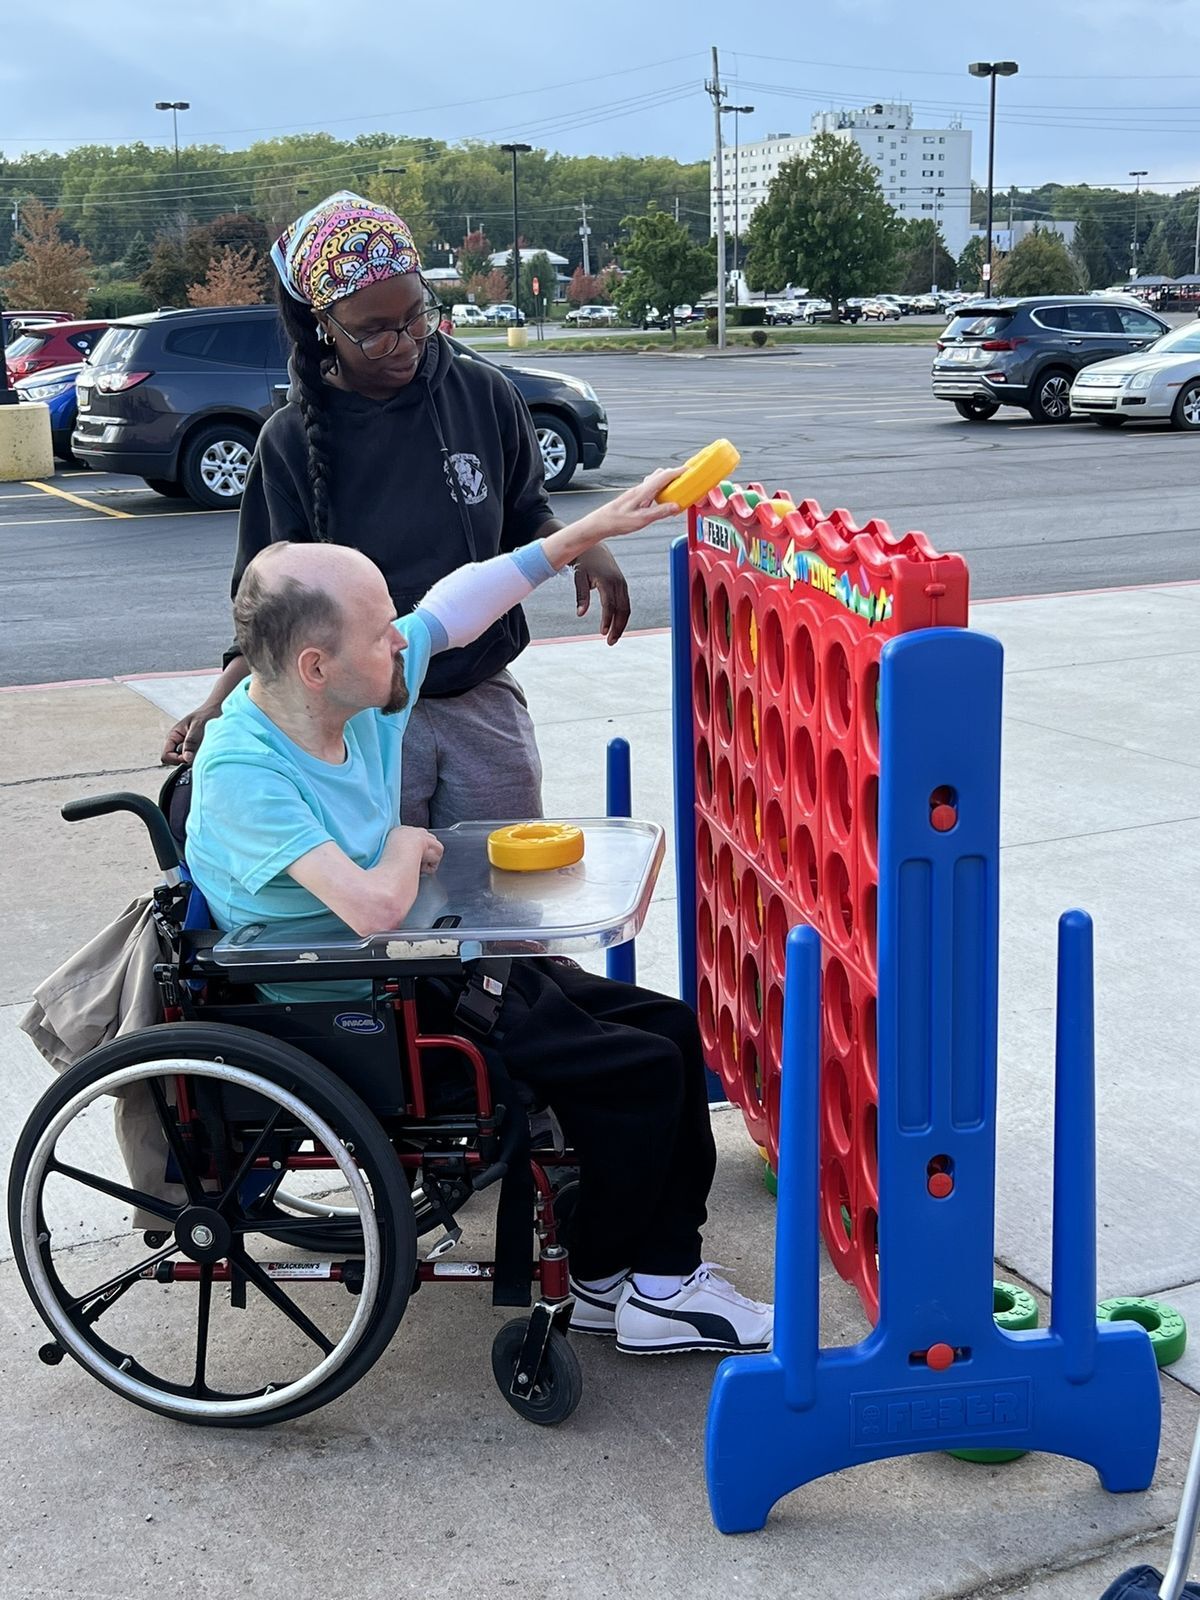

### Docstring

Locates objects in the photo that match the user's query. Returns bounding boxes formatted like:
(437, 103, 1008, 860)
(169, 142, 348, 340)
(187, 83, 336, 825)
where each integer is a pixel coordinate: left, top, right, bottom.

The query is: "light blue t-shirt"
(187, 613, 433, 1000)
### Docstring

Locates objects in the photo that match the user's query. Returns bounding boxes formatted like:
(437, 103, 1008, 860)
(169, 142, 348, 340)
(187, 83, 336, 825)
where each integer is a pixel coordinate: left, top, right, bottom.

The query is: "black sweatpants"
(424, 960, 717, 1282)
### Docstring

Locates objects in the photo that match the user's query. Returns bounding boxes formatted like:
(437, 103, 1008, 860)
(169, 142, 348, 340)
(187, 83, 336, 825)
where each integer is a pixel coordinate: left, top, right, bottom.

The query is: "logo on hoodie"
(446, 451, 489, 507)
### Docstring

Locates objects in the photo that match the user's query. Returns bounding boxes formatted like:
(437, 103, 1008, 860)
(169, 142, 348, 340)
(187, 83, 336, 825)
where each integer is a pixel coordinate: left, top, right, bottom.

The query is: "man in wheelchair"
(185, 477, 773, 1358)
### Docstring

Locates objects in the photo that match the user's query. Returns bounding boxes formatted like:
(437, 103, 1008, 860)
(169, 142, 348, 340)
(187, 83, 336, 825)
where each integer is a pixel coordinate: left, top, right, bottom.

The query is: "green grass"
(461, 324, 938, 354)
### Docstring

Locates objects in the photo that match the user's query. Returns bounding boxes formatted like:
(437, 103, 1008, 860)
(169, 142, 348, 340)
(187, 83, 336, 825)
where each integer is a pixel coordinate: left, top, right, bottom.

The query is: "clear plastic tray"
(210, 819, 665, 967)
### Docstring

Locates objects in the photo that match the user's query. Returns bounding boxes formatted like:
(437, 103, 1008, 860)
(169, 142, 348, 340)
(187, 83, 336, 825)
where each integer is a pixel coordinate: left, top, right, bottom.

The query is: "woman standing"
(162, 191, 630, 826)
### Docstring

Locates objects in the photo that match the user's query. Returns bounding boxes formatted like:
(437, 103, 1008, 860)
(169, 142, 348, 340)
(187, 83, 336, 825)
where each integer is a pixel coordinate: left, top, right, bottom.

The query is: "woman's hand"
(161, 702, 223, 766)
(573, 544, 631, 645)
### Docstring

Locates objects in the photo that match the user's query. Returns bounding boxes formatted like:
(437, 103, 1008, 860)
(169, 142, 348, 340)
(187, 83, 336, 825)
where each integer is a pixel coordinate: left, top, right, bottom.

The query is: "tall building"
(711, 101, 973, 264)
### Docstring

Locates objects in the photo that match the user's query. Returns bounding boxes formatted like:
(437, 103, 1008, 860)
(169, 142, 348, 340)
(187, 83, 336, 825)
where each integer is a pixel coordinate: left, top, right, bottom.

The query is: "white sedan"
(1070, 320, 1200, 430)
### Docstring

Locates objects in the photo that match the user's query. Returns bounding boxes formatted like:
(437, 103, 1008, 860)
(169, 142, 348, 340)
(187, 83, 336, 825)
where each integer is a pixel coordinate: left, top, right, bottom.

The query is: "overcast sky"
(7, 0, 1200, 196)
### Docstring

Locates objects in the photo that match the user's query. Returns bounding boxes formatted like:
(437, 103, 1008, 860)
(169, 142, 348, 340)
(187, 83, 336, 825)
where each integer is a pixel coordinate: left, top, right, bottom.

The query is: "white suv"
(450, 303, 487, 328)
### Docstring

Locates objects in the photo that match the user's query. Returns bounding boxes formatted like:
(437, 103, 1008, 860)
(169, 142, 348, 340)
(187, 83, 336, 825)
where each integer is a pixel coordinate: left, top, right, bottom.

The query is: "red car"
(6, 320, 109, 383)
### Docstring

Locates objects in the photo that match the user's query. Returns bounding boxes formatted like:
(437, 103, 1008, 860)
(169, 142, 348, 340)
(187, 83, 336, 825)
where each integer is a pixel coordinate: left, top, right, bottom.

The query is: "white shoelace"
(686, 1262, 771, 1313)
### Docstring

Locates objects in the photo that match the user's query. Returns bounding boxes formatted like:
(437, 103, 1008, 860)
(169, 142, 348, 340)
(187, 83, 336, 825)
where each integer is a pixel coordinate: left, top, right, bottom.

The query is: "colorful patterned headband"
(271, 190, 422, 313)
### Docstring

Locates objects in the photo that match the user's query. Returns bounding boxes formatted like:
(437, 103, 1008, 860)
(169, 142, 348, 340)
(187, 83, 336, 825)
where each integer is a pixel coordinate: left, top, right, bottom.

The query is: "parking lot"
(4, 343, 1200, 686)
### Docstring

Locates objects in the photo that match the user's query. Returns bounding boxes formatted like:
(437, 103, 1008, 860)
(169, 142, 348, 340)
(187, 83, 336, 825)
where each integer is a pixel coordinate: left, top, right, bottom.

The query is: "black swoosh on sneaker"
(625, 1295, 742, 1346)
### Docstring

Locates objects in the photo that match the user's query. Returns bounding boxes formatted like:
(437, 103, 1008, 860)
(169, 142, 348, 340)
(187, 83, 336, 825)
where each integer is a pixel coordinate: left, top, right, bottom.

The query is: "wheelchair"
(8, 775, 602, 1430)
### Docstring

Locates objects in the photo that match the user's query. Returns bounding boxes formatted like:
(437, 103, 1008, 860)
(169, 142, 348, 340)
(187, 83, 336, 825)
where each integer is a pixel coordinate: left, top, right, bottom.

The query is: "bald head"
(233, 540, 391, 683)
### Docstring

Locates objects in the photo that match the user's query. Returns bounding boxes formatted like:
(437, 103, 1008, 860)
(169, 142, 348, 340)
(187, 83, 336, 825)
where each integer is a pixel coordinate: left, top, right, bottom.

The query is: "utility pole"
(706, 46, 728, 350)
(1193, 189, 1200, 276)
(1130, 170, 1148, 278)
(578, 199, 591, 276)
(931, 188, 944, 292)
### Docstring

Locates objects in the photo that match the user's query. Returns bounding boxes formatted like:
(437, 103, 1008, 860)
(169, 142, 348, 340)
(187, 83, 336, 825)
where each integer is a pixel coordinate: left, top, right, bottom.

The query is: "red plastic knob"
(930, 804, 957, 832)
(928, 1172, 954, 1199)
(926, 1343, 955, 1371)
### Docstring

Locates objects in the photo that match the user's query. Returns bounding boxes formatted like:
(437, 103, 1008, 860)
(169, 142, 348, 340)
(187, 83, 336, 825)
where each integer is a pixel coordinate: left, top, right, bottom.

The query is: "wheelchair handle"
(61, 792, 183, 878)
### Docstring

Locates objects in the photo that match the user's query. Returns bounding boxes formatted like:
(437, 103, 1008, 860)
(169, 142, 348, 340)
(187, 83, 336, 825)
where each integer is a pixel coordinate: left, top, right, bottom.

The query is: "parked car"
(447, 338, 607, 489)
(875, 294, 913, 315)
(481, 303, 526, 325)
(6, 319, 109, 383)
(1070, 317, 1200, 430)
(799, 300, 862, 324)
(450, 303, 488, 328)
(860, 299, 901, 321)
(3, 310, 71, 344)
(931, 295, 1168, 423)
(565, 304, 619, 326)
(908, 294, 941, 314)
(14, 360, 82, 460)
(72, 306, 606, 506)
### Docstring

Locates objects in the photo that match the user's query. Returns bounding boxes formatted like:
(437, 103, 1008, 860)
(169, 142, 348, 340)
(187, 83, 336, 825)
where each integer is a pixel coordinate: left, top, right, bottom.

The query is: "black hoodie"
(229, 334, 560, 696)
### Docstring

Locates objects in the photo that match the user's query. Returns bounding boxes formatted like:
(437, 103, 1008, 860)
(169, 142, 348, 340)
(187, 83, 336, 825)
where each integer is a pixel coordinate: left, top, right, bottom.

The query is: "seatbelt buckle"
(453, 959, 510, 1036)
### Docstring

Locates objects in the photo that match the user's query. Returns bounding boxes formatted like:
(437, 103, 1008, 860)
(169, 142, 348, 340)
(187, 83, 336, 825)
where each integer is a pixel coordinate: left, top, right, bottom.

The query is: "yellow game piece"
(657, 439, 741, 508)
(767, 497, 796, 517)
(487, 822, 585, 872)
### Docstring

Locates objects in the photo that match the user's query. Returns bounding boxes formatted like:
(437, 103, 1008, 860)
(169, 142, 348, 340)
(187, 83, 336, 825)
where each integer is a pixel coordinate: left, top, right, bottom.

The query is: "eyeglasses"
(326, 296, 442, 360)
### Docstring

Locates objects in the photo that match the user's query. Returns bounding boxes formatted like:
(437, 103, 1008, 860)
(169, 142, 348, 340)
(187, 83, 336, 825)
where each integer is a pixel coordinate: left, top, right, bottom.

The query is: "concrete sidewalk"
(2, 584, 1199, 1599)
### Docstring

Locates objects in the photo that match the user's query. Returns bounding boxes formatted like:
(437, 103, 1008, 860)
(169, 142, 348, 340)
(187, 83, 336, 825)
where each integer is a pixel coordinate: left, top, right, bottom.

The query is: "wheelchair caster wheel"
(38, 1341, 65, 1366)
(491, 1318, 582, 1426)
(1097, 1297, 1187, 1367)
(143, 1231, 170, 1248)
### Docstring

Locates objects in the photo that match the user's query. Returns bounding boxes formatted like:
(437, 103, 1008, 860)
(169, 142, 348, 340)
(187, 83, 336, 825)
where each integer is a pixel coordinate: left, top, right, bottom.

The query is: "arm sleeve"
(199, 763, 333, 895)
(223, 423, 314, 667)
(413, 542, 557, 654)
(498, 380, 564, 552)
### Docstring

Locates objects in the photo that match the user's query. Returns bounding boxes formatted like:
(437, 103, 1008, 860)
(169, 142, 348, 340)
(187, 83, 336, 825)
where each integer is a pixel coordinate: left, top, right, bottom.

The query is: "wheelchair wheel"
(491, 1318, 582, 1426)
(8, 1022, 416, 1428)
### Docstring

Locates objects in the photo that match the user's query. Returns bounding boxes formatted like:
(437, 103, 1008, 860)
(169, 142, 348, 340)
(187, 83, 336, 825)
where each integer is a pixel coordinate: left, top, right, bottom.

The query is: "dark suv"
(73, 306, 608, 508)
(930, 295, 1169, 423)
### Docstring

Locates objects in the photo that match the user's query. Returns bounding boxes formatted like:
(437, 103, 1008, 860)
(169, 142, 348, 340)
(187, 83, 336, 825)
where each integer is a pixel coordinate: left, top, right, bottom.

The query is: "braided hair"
(275, 279, 336, 542)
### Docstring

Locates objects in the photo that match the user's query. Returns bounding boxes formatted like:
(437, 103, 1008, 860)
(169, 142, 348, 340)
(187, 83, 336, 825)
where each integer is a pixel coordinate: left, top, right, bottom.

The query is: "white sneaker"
(615, 1263, 773, 1355)
(568, 1273, 627, 1336)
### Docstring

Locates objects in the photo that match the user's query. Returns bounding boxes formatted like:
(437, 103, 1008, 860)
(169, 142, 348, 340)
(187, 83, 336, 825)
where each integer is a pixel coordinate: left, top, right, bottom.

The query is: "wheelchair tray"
(210, 818, 665, 969)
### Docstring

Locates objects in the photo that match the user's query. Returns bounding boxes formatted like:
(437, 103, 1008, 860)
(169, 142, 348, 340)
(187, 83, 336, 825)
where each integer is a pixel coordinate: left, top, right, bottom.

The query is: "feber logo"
(852, 1377, 1031, 1446)
(333, 1012, 385, 1036)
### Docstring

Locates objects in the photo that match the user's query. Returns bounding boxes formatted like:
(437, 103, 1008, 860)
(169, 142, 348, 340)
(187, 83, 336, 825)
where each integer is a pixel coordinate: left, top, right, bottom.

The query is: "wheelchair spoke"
(47, 1158, 182, 1225)
(147, 1075, 206, 1205)
(229, 1214, 359, 1238)
(193, 1265, 213, 1394)
(69, 1240, 180, 1315)
(231, 1247, 334, 1355)
(216, 1107, 285, 1212)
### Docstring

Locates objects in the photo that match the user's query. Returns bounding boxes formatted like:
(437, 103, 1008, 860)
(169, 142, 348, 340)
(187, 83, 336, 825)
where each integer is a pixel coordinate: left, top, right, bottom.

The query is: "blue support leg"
(606, 736, 635, 985)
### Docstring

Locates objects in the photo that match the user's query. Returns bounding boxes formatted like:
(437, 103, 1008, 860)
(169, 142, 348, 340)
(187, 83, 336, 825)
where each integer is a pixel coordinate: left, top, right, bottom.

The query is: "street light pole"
(705, 46, 728, 350)
(720, 104, 753, 281)
(500, 143, 531, 320)
(931, 187, 944, 292)
(154, 100, 189, 178)
(1129, 170, 1148, 278)
(968, 62, 1018, 295)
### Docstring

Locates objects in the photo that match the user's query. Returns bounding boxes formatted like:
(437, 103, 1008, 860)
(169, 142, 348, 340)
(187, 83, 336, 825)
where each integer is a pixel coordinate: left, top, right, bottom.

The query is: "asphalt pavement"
(4, 343, 1200, 685)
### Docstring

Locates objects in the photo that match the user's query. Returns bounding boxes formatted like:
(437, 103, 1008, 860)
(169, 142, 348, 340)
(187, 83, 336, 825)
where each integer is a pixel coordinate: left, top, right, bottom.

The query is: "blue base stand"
(705, 628, 1161, 1532)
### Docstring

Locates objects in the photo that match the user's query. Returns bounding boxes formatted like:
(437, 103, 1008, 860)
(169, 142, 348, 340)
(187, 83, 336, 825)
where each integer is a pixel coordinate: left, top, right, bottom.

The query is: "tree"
(994, 229, 1081, 296)
(123, 230, 151, 278)
(457, 230, 491, 281)
(141, 234, 190, 306)
(1, 199, 94, 315)
(1071, 205, 1112, 289)
(612, 206, 711, 339)
(892, 218, 955, 293)
(186, 244, 269, 307)
(742, 133, 897, 314)
(957, 235, 986, 292)
(567, 264, 601, 305)
(1144, 218, 1178, 278)
(514, 250, 557, 319)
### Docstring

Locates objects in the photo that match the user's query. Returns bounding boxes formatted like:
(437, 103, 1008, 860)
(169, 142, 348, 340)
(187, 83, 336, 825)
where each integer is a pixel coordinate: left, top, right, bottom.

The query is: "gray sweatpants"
(400, 668, 544, 828)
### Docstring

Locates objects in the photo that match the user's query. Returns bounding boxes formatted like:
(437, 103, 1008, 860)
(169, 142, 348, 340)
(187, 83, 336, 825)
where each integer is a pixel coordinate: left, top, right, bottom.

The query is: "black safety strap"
(453, 957, 512, 1036)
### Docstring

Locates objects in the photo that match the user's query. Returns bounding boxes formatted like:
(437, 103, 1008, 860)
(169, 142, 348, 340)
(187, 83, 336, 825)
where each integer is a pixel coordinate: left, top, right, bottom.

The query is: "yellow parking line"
(22, 479, 133, 519)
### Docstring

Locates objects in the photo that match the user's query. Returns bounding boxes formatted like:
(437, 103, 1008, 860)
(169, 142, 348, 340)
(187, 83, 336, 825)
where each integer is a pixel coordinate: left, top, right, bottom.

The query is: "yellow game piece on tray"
(657, 439, 741, 508)
(487, 822, 585, 872)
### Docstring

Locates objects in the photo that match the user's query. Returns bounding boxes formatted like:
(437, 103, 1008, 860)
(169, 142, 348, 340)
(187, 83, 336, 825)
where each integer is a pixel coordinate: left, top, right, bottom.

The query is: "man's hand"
(161, 702, 223, 767)
(573, 544, 631, 645)
(416, 830, 444, 874)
